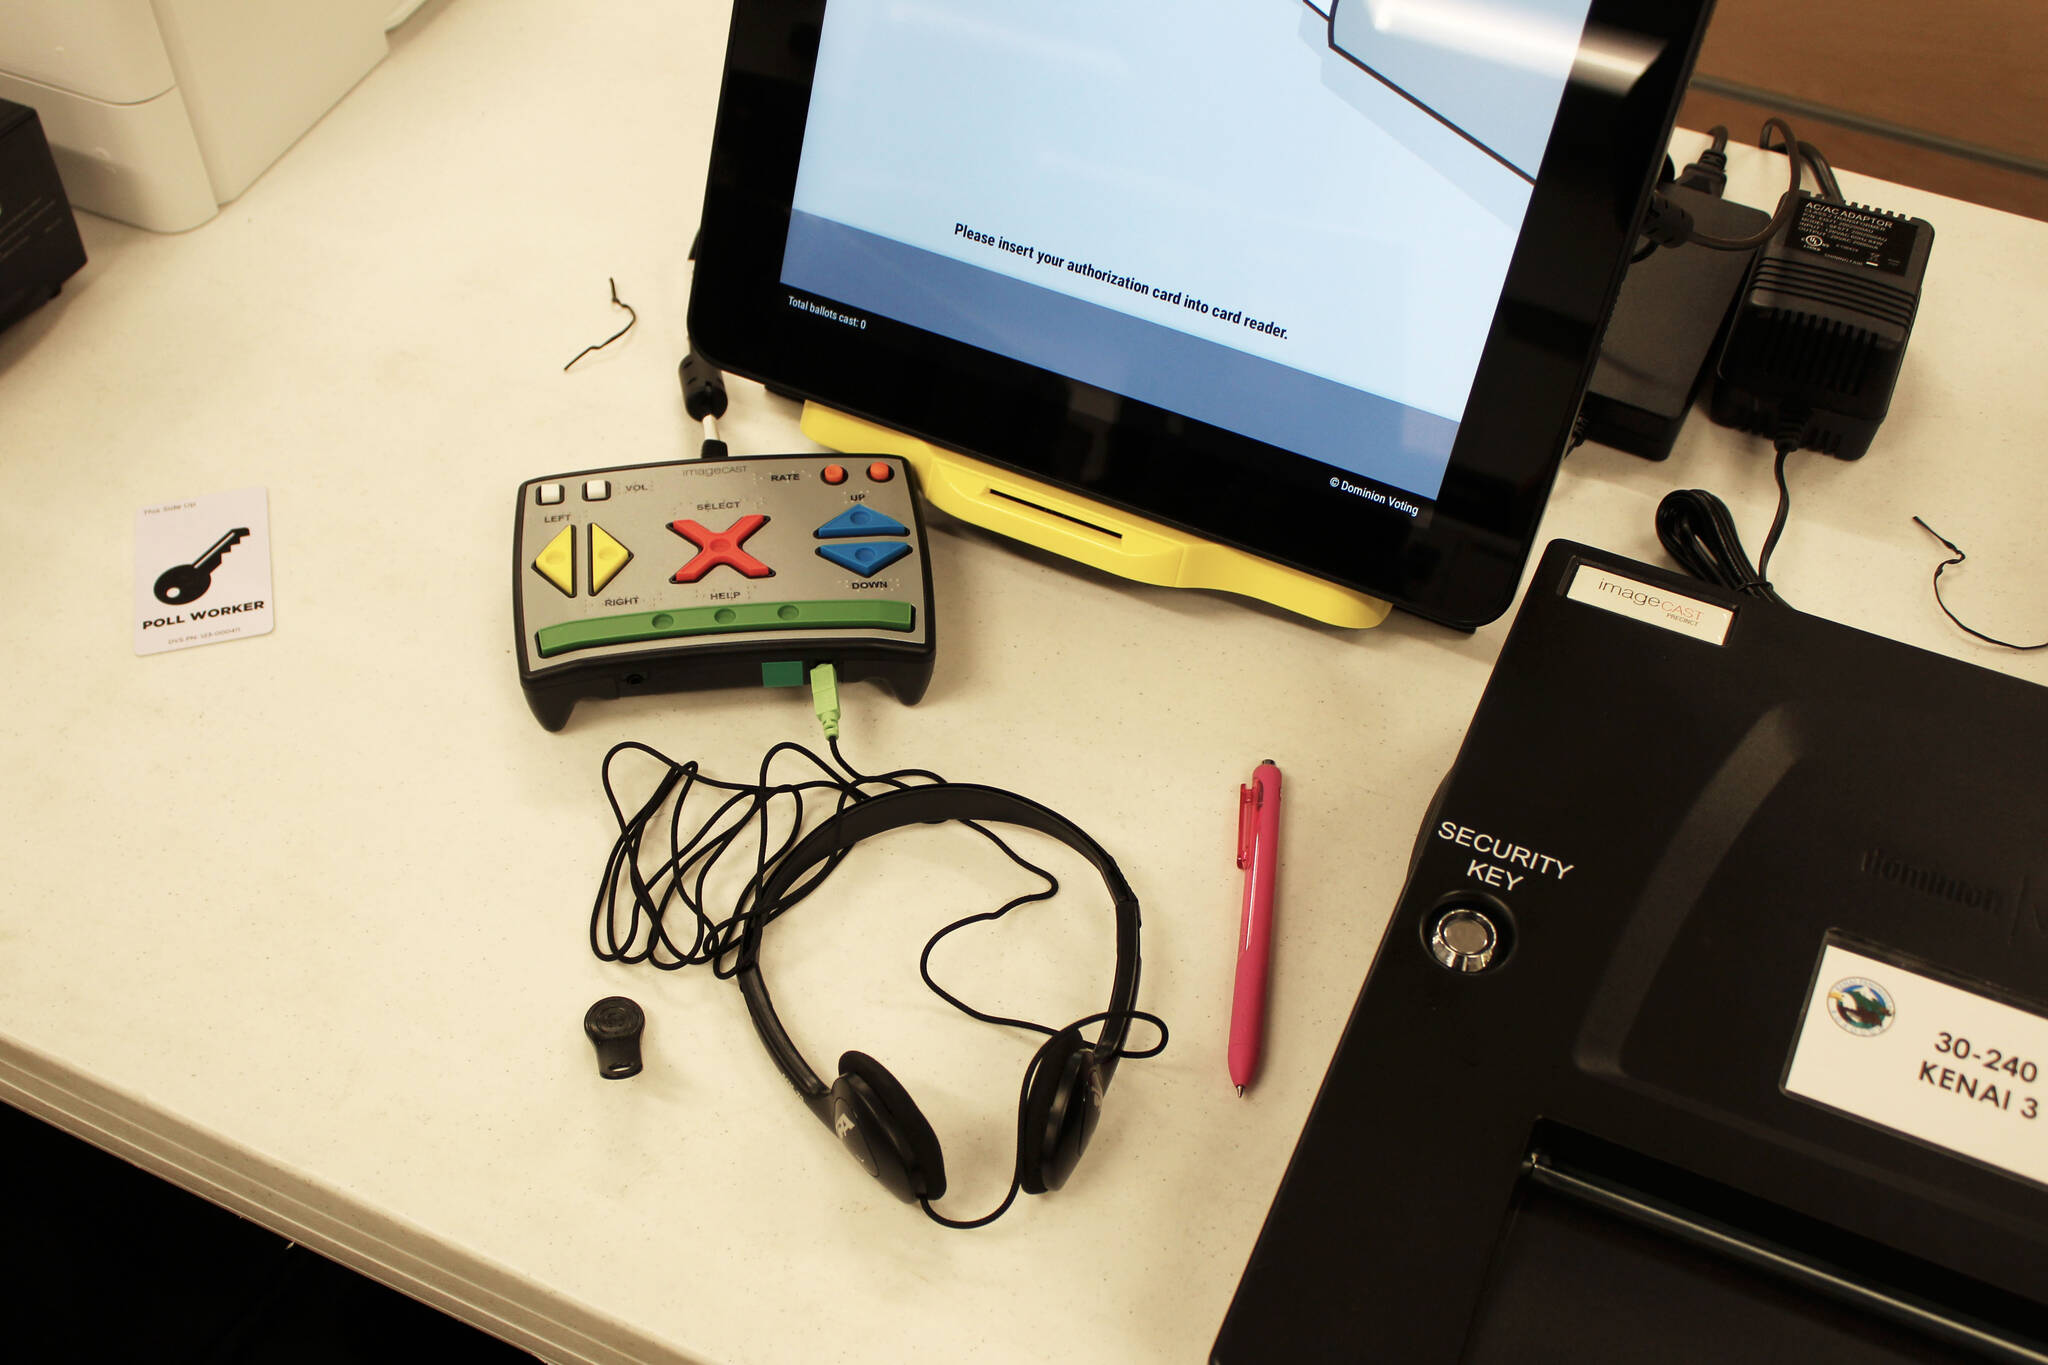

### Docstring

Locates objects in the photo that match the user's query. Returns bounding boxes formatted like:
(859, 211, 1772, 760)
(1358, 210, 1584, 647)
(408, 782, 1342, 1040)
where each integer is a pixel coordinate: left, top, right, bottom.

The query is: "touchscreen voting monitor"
(690, 1, 1717, 625)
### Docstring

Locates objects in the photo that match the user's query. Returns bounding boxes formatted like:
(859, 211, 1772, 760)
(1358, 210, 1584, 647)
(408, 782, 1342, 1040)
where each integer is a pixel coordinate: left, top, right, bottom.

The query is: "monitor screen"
(690, 0, 1711, 625)
(782, 0, 1594, 516)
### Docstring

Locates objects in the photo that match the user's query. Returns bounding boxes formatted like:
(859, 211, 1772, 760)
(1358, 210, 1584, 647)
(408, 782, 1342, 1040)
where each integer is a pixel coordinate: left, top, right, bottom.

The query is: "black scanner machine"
(1216, 541, 2048, 1362)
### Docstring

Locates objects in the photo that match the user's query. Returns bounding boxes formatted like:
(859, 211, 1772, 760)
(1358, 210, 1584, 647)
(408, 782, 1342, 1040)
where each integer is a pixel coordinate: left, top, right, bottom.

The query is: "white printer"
(0, 0, 409, 231)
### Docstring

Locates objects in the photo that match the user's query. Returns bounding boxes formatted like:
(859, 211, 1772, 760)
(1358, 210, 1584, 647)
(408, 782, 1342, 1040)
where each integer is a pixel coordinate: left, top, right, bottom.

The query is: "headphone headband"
(734, 783, 1143, 1117)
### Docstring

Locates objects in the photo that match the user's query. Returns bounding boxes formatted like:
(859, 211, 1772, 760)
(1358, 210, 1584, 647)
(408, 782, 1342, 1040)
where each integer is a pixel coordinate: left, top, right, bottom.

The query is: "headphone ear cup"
(831, 1051, 947, 1202)
(1018, 1028, 1104, 1195)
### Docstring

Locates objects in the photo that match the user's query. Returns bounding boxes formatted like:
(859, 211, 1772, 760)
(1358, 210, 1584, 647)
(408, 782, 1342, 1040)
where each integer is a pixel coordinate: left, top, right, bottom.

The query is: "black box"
(0, 98, 87, 334)
(1709, 192, 1935, 460)
(1217, 541, 2048, 1362)
(1581, 186, 1771, 460)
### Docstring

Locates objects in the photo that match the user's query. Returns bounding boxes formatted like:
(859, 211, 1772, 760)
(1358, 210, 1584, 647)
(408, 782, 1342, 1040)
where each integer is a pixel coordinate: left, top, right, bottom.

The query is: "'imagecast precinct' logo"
(1826, 977, 1896, 1035)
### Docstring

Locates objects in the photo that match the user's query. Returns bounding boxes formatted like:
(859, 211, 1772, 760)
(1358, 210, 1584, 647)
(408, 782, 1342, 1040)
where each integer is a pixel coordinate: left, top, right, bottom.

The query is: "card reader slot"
(983, 487, 1124, 542)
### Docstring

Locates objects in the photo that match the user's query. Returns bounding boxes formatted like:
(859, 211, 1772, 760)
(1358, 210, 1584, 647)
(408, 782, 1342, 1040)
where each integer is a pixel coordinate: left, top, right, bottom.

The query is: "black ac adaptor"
(1709, 191, 1934, 458)
(1581, 183, 1772, 460)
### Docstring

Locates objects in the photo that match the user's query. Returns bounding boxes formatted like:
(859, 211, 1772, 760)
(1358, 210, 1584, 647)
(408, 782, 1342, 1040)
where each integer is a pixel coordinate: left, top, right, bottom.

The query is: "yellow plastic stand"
(801, 405, 1391, 629)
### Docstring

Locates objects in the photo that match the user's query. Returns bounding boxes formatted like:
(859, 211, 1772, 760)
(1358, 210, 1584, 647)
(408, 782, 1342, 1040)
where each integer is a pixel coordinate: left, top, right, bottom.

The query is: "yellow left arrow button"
(533, 524, 575, 597)
(589, 524, 632, 594)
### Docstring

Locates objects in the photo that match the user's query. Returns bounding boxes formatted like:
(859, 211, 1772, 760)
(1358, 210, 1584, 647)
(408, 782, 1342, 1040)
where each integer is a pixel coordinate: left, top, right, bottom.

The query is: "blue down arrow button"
(816, 540, 913, 577)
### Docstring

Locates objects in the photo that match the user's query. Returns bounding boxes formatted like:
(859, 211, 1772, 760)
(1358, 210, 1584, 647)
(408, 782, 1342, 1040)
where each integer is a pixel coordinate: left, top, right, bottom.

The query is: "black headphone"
(733, 782, 1145, 1221)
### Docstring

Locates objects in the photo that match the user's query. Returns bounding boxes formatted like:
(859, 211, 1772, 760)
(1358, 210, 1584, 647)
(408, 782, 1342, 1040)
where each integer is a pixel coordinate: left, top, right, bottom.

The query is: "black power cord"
(1634, 118, 1832, 260)
(1640, 118, 1860, 599)
(1657, 495, 2048, 652)
(1655, 438, 1799, 606)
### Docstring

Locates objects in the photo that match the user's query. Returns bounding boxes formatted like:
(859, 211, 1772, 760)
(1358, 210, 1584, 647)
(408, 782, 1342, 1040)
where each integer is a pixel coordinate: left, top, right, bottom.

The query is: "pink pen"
(1230, 760, 1282, 1096)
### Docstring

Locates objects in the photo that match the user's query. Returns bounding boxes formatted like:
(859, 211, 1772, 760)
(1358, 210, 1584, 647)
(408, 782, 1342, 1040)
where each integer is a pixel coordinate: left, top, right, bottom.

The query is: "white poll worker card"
(134, 487, 274, 655)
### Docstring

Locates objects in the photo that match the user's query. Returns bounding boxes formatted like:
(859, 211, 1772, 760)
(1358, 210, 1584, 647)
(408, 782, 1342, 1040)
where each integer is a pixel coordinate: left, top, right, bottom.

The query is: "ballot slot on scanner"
(1215, 542, 2048, 1364)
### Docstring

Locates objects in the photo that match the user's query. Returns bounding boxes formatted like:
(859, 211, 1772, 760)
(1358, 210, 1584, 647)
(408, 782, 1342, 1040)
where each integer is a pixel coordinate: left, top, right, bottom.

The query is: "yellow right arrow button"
(589, 523, 633, 594)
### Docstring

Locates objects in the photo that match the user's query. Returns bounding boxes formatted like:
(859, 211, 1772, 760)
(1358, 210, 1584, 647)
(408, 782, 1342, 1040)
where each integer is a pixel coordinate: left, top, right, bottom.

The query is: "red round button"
(821, 464, 848, 485)
(866, 461, 894, 483)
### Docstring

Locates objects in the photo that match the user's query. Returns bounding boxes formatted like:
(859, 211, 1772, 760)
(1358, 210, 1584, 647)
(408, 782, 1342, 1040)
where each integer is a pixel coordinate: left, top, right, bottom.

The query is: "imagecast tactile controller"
(513, 455, 935, 730)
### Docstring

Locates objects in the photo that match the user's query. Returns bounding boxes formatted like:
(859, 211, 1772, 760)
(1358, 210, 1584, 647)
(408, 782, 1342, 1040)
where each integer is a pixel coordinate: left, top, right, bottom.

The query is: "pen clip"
(1237, 782, 1261, 869)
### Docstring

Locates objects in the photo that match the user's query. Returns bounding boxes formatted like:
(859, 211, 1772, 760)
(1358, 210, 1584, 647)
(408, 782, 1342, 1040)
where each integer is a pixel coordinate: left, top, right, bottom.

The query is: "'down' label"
(1784, 943, 2045, 1186)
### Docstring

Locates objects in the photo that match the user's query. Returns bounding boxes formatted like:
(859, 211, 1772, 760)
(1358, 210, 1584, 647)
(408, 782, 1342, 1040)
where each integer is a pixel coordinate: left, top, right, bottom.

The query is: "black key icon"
(154, 528, 249, 605)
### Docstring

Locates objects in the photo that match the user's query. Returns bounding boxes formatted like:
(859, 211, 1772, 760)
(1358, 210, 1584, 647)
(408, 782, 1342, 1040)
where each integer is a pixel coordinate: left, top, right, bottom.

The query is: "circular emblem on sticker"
(1826, 977, 1896, 1036)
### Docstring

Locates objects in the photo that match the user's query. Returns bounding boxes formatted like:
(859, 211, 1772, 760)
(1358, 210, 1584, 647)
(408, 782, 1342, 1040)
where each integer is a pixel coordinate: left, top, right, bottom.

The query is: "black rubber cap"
(584, 997, 645, 1079)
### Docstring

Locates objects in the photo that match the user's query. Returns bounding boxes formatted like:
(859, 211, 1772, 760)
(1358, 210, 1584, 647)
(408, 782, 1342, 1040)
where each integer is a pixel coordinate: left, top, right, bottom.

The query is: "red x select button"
(669, 514, 773, 582)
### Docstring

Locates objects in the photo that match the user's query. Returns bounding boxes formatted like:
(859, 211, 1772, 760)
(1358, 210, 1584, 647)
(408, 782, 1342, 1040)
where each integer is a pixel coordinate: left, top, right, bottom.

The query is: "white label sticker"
(1785, 944, 2046, 1186)
(1564, 565, 1732, 645)
(133, 487, 274, 655)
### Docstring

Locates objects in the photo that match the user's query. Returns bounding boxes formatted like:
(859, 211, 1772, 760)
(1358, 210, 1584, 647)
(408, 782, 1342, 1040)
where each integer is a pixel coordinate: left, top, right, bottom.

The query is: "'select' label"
(1784, 943, 2045, 1186)
(1564, 565, 1733, 645)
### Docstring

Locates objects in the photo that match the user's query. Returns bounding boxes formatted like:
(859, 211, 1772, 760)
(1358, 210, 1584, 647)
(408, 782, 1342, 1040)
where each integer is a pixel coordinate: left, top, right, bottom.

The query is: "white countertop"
(2, 4, 2045, 1362)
